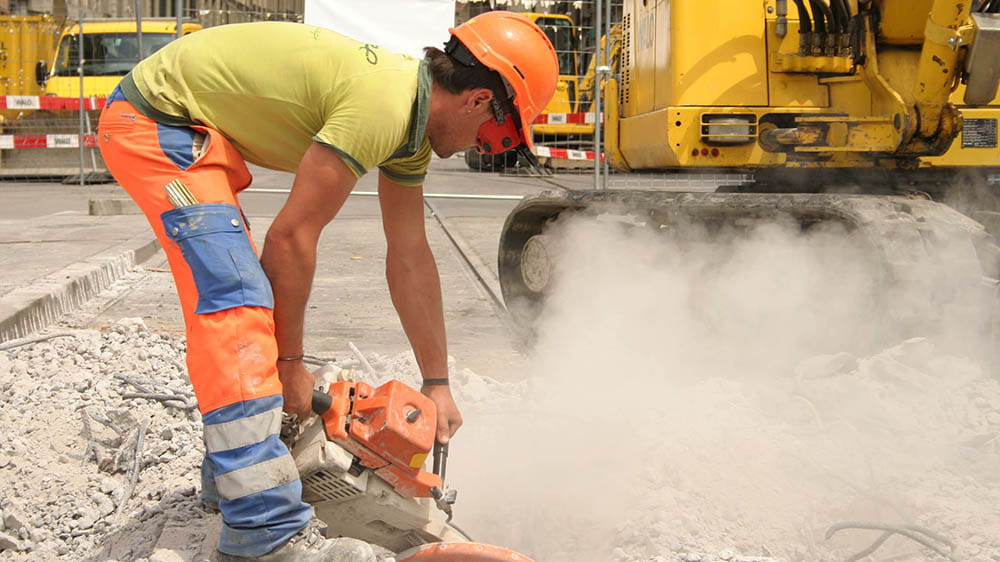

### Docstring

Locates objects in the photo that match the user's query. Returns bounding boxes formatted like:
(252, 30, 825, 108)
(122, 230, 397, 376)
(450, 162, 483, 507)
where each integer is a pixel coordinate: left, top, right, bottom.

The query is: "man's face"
(428, 89, 495, 158)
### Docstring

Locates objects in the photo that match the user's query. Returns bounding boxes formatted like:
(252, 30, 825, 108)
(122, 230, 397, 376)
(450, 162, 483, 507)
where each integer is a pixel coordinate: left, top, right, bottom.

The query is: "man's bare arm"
(378, 171, 463, 442)
(260, 142, 357, 417)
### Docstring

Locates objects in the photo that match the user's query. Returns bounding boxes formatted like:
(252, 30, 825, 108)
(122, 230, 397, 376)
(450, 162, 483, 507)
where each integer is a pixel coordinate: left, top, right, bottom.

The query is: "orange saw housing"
(316, 380, 442, 498)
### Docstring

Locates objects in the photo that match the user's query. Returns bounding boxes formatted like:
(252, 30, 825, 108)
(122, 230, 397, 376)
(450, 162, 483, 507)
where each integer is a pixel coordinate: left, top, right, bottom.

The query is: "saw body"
(283, 376, 529, 561)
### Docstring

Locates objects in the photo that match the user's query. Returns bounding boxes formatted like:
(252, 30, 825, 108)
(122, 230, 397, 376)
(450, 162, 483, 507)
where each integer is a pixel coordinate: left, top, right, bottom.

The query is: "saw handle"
(311, 389, 333, 416)
(432, 441, 448, 481)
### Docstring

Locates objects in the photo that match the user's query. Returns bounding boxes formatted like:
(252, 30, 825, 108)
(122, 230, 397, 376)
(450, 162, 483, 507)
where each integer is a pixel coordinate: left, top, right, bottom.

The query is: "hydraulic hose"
(793, 0, 812, 32)
(832, 0, 852, 53)
(828, 0, 843, 34)
(832, 0, 851, 32)
(792, 0, 812, 54)
(808, 0, 828, 34)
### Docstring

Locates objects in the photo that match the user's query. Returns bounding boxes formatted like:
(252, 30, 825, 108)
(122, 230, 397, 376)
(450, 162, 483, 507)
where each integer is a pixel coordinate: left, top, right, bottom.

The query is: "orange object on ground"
(398, 542, 535, 561)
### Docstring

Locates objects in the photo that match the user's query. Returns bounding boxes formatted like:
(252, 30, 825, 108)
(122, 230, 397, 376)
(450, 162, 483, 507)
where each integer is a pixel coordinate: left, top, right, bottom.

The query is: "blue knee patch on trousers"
(161, 203, 273, 314)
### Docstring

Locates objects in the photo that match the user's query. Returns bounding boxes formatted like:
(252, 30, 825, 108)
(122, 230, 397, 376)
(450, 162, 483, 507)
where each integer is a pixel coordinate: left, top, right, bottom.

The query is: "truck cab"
(40, 19, 201, 98)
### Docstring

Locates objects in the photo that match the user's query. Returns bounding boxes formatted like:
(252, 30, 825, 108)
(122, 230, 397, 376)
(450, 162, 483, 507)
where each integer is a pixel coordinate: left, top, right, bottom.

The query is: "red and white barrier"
(532, 111, 601, 125)
(0, 134, 98, 149)
(0, 96, 105, 150)
(533, 145, 604, 162)
(0, 96, 107, 111)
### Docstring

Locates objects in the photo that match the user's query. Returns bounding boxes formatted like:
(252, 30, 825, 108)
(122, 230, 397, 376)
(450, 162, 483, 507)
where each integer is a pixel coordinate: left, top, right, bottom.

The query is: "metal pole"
(135, 0, 143, 61)
(603, 0, 612, 189)
(78, 3, 85, 187)
(593, 0, 603, 191)
(176, 0, 183, 39)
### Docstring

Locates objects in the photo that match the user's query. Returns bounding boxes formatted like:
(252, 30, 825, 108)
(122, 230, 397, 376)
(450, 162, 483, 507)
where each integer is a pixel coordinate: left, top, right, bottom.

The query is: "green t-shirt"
(121, 21, 432, 186)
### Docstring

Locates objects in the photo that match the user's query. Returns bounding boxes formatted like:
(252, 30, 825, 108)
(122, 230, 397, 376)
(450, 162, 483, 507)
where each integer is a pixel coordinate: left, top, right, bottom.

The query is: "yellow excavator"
(499, 0, 1000, 336)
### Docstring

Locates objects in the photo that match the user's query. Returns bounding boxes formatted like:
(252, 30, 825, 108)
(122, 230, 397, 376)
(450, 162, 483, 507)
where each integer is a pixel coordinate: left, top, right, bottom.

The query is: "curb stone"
(0, 235, 161, 343)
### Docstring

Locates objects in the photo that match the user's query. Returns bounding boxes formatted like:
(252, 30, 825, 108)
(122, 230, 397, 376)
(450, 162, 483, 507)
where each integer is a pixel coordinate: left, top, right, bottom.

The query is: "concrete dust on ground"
(0, 320, 211, 561)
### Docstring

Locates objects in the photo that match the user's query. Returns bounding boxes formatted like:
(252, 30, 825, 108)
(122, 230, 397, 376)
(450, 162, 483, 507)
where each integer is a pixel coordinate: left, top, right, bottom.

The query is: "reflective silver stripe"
(215, 454, 299, 500)
(203, 408, 282, 453)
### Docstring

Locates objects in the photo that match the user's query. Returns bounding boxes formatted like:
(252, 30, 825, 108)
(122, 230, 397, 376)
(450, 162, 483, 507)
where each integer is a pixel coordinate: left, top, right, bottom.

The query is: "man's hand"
(277, 360, 314, 418)
(421, 384, 463, 444)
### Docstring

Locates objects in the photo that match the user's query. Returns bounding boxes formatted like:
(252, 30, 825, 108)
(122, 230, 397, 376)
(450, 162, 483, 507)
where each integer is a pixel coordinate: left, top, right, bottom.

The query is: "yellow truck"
(0, 15, 60, 101)
(40, 19, 202, 97)
(0, 17, 199, 178)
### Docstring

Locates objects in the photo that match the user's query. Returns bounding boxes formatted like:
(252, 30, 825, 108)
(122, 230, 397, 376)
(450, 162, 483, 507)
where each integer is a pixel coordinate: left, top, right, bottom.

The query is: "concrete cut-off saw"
(281, 366, 530, 561)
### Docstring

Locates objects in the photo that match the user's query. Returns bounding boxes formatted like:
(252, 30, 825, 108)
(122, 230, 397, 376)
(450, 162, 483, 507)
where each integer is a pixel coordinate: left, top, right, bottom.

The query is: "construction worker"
(97, 12, 557, 562)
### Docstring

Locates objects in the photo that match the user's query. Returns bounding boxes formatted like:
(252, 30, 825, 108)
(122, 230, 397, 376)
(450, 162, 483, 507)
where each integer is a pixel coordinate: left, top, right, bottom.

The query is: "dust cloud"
(449, 213, 1000, 561)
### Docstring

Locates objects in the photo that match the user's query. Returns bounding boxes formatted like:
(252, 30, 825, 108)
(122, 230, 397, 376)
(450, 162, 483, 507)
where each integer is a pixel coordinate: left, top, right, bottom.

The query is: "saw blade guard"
(398, 542, 535, 562)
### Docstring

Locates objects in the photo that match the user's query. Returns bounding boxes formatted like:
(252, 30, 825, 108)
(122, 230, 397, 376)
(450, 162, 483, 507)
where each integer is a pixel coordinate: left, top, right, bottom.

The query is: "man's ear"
(466, 87, 494, 113)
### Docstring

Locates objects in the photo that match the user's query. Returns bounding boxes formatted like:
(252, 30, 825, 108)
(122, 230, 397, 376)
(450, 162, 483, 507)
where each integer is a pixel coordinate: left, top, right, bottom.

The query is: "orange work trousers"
(98, 86, 311, 556)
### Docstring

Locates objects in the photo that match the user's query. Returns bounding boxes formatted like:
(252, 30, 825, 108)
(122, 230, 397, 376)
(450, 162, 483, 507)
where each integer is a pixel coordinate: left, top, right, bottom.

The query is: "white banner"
(304, 0, 456, 58)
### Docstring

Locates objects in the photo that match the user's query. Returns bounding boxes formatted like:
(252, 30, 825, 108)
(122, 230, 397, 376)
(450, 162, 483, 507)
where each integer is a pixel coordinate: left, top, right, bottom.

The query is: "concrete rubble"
(0, 319, 208, 561)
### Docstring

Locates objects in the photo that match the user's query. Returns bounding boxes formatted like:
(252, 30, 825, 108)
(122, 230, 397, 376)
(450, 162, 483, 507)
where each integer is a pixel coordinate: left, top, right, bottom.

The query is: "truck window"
(53, 33, 176, 77)
(535, 17, 577, 76)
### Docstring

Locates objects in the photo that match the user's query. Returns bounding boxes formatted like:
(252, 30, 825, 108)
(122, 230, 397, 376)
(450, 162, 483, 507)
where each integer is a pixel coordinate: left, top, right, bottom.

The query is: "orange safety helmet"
(447, 11, 559, 155)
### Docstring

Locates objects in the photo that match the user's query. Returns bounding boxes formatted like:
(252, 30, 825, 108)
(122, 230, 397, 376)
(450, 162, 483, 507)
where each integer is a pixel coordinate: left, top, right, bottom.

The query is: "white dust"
(446, 214, 1000, 561)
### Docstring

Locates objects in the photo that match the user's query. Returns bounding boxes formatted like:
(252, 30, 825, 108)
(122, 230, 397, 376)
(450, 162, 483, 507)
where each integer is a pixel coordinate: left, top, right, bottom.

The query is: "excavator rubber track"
(498, 190, 1000, 335)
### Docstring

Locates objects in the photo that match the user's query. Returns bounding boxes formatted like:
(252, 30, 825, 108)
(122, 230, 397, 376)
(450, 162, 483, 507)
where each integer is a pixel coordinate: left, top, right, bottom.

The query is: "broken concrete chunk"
(3, 508, 28, 533)
(99, 476, 120, 495)
(74, 513, 97, 530)
(0, 531, 19, 551)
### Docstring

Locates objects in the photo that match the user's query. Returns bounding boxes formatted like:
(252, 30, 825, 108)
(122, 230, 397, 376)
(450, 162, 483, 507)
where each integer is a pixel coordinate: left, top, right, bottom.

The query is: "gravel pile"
(0, 319, 205, 561)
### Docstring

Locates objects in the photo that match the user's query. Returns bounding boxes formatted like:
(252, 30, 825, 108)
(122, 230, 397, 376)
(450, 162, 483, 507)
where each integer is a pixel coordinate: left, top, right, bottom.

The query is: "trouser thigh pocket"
(161, 203, 273, 314)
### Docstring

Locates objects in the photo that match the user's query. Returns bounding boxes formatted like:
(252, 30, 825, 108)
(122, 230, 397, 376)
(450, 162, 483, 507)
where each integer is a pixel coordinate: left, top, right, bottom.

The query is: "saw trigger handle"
(312, 389, 333, 416)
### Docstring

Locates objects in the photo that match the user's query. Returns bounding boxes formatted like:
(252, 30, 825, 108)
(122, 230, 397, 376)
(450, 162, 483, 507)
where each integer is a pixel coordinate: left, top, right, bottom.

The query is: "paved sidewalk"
(0, 165, 294, 344)
(0, 208, 159, 341)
